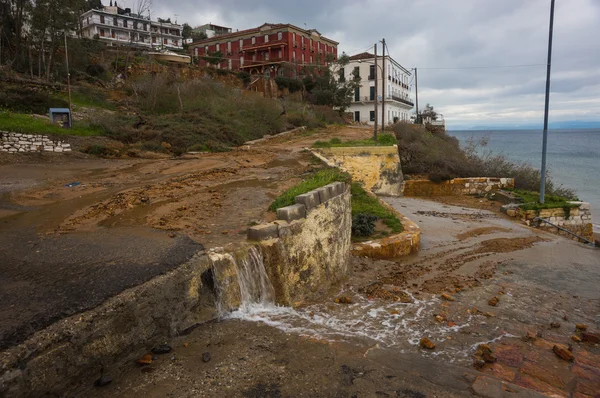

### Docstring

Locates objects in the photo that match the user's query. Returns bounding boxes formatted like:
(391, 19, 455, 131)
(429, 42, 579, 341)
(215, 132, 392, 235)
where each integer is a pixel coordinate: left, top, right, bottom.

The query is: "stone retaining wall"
(402, 177, 514, 197)
(313, 146, 403, 196)
(247, 182, 352, 305)
(502, 202, 594, 243)
(0, 131, 71, 153)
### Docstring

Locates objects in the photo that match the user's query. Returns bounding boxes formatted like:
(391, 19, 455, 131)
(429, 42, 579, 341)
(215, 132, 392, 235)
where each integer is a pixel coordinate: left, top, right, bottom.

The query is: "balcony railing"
(388, 95, 414, 107)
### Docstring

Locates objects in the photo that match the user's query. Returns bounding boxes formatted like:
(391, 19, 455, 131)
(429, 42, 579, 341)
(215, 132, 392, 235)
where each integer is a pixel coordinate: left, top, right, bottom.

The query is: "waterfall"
(210, 246, 276, 316)
(235, 246, 275, 309)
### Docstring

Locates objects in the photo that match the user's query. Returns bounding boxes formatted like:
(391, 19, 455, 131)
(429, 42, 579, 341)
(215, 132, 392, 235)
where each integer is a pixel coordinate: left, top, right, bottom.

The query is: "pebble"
(553, 345, 574, 362)
(334, 296, 353, 304)
(488, 296, 499, 306)
(152, 344, 173, 355)
(202, 352, 212, 362)
(137, 354, 153, 366)
(550, 322, 561, 329)
(94, 375, 112, 387)
(581, 331, 600, 344)
(571, 335, 582, 342)
(441, 293, 454, 301)
(419, 337, 435, 349)
(575, 323, 588, 331)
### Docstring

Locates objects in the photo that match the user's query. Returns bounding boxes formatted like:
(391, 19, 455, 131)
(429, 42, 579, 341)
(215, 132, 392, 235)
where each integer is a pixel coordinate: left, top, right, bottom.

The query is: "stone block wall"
(502, 202, 594, 243)
(402, 177, 514, 197)
(313, 146, 404, 196)
(248, 182, 352, 305)
(0, 131, 71, 153)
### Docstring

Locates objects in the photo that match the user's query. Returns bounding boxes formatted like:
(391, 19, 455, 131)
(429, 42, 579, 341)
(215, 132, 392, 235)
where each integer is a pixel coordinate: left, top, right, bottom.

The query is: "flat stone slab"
(295, 191, 320, 211)
(315, 186, 331, 203)
(276, 203, 306, 222)
(247, 223, 279, 241)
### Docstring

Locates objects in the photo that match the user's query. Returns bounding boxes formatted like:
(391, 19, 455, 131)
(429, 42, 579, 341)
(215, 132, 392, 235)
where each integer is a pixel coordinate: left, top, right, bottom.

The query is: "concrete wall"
(247, 182, 352, 305)
(0, 253, 217, 397)
(0, 131, 72, 153)
(502, 202, 594, 243)
(402, 177, 514, 197)
(314, 146, 404, 196)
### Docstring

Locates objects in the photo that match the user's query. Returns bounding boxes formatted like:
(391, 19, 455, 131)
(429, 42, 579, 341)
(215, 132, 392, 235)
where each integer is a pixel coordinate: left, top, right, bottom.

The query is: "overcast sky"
(143, 0, 600, 129)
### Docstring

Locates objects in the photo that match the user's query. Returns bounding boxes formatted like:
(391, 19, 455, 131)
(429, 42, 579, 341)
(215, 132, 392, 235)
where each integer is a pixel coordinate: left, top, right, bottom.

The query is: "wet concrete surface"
(82, 197, 600, 397)
(0, 227, 202, 349)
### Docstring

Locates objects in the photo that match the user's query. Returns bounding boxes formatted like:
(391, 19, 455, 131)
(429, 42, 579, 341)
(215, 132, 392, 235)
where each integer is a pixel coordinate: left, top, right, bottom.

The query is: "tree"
(421, 103, 438, 121)
(303, 52, 361, 114)
(202, 50, 222, 66)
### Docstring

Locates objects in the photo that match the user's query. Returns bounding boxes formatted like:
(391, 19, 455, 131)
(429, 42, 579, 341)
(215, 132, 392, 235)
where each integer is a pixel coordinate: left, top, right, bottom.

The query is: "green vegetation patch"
(269, 168, 350, 211)
(312, 133, 397, 148)
(0, 111, 103, 136)
(350, 182, 403, 234)
(511, 189, 580, 211)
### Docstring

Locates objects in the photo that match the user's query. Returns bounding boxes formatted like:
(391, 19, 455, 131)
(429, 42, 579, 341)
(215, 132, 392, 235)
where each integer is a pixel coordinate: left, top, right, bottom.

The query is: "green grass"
(269, 168, 351, 211)
(268, 167, 403, 238)
(57, 87, 116, 110)
(350, 182, 403, 233)
(0, 111, 103, 136)
(312, 133, 397, 148)
(510, 189, 580, 211)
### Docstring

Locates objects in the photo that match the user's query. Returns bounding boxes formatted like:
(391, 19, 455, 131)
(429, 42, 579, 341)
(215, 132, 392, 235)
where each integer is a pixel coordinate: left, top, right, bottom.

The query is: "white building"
(343, 52, 413, 125)
(80, 4, 183, 50)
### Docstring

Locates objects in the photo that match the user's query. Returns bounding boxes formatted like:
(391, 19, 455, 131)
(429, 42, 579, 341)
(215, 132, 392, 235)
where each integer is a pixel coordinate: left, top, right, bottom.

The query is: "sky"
(141, 0, 599, 129)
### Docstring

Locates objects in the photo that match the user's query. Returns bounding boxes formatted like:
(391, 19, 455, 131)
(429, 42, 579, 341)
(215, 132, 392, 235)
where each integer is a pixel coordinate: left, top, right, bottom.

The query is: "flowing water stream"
(213, 246, 518, 366)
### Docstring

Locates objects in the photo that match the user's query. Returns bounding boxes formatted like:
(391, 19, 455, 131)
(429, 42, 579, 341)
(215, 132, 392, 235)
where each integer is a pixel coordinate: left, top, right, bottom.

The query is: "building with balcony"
(344, 52, 413, 126)
(193, 23, 232, 38)
(80, 3, 183, 50)
(189, 23, 338, 77)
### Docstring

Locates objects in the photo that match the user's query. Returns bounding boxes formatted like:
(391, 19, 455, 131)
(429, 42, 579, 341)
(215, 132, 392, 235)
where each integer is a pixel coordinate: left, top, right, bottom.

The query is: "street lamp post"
(539, 0, 555, 204)
(374, 44, 378, 141)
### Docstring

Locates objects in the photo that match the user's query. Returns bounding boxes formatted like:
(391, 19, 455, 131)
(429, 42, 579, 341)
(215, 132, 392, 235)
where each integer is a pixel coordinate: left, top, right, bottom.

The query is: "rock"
(473, 359, 486, 369)
(137, 354, 153, 366)
(168, 233, 176, 238)
(419, 337, 435, 349)
(576, 324, 588, 331)
(94, 375, 112, 387)
(550, 322, 561, 329)
(536, 330, 544, 338)
(441, 293, 454, 301)
(553, 345, 574, 362)
(581, 332, 600, 344)
(334, 296, 353, 304)
(488, 296, 499, 306)
(435, 315, 444, 322)
(151, 344, 172, 355)
(523, 331, 537, 341)
(571, 335, 582, 342)
(202, 352, 211, 363)
(474, 344, 496, 363)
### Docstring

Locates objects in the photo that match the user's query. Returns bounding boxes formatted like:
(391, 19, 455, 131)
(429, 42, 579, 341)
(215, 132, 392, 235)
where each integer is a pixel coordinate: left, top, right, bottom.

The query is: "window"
(113, 17, 117, 26)
(164, 38, 167, 45)
(338, 67, 345, 82)
(174, 40, 178, 46)
(302, 53, 305, 63)
(278, 50, 282, 58)
(292, 51, 296, 62)
(369, 65, 375, 80)
(354, 87, 360, 102)
(277, 31, 282, 40)
(123, 19, 127, 28)
(99, 28, 105, 37)
(227, 41, 231, 52)
(370, 86, 375, 101)
(252, 36, 256, 44)
(205, 45, 208, 52)
(100, 15, 105, 24)
(152, 36, 157, 43)
(354, 111, 360, 122)
(228, 59, 232, 69)
(143, 23, 147, 31)
(265, 51, 269, 61)
(353, 66, 360, 78)
(240, 56, 244, 66)
(264, 34, 269, 43)
(252, 54, 256, 61)
(310, 55, 313, 64)
(239, 38, 243, 48)
(370, 111, 375, 121)
(216, 43, 219, 51)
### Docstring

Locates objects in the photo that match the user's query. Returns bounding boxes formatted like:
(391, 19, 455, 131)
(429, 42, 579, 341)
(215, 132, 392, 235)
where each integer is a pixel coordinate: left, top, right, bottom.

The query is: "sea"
(448, 128, 600, 233)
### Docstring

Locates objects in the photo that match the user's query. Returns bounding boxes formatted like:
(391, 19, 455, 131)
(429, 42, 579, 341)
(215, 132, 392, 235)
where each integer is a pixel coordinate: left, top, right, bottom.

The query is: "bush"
(352, 214, 377, 237)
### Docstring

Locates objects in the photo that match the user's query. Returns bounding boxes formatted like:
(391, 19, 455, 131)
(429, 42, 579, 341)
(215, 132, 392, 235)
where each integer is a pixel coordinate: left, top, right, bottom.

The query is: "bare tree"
(133, 0, 151, 16)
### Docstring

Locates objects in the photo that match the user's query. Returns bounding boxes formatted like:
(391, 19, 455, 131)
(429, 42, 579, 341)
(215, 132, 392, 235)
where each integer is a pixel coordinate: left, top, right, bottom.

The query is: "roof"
(347, 51, 411, 75)
(190, 22, 339, 47)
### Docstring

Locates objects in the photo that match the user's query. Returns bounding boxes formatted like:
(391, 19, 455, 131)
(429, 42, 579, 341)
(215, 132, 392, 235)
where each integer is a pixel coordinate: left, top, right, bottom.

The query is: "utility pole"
(539, 0, 555, 204)
(381, 38, 385, 131)
(373, 43, 378, 141)
(64, 32, 72, 127)
(414, 67, 419, 124)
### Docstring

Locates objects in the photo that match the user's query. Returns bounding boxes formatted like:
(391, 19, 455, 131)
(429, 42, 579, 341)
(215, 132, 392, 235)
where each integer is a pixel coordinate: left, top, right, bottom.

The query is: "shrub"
(352, 214, 377, 237)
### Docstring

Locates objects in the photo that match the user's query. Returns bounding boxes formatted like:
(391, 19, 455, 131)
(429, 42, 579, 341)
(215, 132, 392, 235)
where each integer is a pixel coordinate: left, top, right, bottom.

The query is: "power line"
(415, 63, 546, 70)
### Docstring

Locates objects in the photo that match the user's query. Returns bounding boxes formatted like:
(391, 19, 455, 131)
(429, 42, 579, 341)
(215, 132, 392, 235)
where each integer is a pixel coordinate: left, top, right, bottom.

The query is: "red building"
(190, 23, 338, 77)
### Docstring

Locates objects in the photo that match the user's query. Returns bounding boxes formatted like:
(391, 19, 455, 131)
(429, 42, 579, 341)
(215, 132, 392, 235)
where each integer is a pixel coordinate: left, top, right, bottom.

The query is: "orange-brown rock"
(571, 335, 582, 342)
(420, 337, 435, 349)
(581, 331, 599, 343)
(137, 354, 153, 366)
(553, 345, 574, 362)
(488, 296, 499, 306)
(575, 324, 588, 331)
(334, 296, 353, 304)
(475, 344, 497, 364)
(523, 331, 537, 342)
(441, 293, 455, 301)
